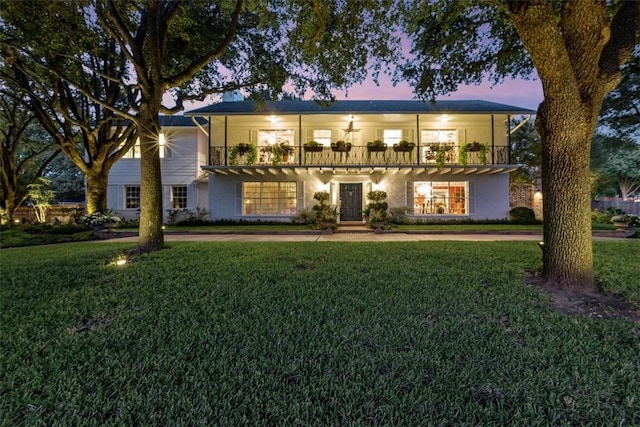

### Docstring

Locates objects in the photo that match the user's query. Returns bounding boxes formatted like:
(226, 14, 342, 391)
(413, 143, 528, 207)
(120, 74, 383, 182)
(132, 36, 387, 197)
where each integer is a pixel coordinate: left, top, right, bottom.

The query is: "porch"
(208, 143, 510, 167)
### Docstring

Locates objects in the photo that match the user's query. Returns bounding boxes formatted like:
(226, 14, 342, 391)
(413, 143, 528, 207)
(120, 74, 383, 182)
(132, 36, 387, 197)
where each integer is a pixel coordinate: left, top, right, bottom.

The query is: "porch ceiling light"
(439, 114, 450, 123)
(347, 115, 355, 121)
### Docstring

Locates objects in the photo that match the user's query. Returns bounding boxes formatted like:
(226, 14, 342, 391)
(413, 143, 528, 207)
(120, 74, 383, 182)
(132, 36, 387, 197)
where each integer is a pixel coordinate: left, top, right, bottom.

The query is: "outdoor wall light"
(440, 114, 450, 123)
(269, 115, 279, 123)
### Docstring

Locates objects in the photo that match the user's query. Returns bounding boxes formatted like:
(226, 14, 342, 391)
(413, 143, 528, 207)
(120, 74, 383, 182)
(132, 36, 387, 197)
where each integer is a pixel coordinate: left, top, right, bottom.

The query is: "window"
(258, 129, 294, 147)
(313, 129, 332, 145)
(125, 186, 140, 209)
(172, 185, 188, 209)
(413, 181, 467, 215)
(123, 133, 169, 158)
(421, 129, 457, 145)
(242, 182, 297, 215)
(383, 129, 402, 145)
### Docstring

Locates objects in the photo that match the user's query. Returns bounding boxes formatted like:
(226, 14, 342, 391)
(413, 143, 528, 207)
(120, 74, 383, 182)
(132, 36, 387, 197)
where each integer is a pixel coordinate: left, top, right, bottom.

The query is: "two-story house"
(107, 100, 534, 223)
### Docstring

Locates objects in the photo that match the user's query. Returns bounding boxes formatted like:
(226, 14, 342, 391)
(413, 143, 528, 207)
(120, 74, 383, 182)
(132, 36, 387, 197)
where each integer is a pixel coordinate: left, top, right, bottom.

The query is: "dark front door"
(339, 183, 363, 221)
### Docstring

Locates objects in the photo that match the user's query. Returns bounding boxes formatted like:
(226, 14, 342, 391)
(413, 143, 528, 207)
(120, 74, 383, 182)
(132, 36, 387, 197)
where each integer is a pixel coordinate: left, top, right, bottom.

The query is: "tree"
(400, 1, 639, 288)
(0, 0, 138, 215)
(4, 0, 401, 253)
(601, 147, 640, 199)
(0, 92, 59, 224)
(509, 118, 541, 184)
(591, 133, 637, 199)
(598, 48, 640, 138)
(92, 0, 400, 253)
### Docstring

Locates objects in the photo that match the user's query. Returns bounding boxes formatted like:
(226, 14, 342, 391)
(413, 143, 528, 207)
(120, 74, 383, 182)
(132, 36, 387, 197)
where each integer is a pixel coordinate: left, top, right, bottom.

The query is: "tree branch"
(163, 0, 243, 88)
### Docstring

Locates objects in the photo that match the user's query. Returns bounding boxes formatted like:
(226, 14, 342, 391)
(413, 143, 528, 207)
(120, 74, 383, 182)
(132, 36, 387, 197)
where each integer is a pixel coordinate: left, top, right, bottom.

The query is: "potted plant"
(311, 191, 338, 232)
(229, 143, 257, 165)
(304, 140, 324, 152)
(363, 190, 388, 230)
(393, 140, 415, 153)
(331, 140, 352, 152)
(262, 142, 294, 164)
(611, 214, 639, 230)
(367, 139, 387, 152)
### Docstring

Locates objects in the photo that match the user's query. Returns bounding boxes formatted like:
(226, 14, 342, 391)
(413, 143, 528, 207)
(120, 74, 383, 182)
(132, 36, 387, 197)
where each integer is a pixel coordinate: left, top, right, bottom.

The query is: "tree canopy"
(401, 0, 640, 287)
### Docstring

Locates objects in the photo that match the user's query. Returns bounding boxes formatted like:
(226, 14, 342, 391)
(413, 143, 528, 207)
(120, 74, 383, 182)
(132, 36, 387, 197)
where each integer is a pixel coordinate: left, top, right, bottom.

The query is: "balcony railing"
(209, 143, 510, 167)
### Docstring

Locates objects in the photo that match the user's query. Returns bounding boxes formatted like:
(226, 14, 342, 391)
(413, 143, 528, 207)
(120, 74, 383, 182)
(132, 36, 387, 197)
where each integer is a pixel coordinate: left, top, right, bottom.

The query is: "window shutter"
(235, 182, 243, 215)
(375, 129, 384, 140)
(406, 181, 414, 210)
(403, 129, 414, 141)
(187, 184, 195, 209)
(249, 130, 258, 144)
(468, 181, 475, 215)
(306, 129, 315, 141)
(163, 185, 171, 211)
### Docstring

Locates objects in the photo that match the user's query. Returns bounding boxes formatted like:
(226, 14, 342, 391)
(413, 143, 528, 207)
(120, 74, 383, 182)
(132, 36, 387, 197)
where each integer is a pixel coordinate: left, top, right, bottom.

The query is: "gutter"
(191, 116, 209, 136)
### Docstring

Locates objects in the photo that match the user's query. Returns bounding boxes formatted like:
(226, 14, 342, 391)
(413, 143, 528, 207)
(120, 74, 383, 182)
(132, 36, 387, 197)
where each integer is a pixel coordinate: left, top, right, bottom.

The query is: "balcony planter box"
(304, 142, 324, 152)
(393, 141, 415, 152)
(367, 140, 387, 152)
(331, 141, 352, 152)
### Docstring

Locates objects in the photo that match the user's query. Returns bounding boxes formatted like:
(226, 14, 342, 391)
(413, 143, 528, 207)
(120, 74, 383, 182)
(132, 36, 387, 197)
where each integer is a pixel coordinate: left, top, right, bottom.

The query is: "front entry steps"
(336, 222, 371, 233)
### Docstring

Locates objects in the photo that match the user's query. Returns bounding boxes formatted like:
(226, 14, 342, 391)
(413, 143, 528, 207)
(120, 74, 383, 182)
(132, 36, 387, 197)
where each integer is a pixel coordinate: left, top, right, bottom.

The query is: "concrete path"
(97, 230, 628, 243)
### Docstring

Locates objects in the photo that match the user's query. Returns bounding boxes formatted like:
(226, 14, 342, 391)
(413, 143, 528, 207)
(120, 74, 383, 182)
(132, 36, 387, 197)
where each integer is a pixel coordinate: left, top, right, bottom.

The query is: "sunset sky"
(333, 72, 544, 112)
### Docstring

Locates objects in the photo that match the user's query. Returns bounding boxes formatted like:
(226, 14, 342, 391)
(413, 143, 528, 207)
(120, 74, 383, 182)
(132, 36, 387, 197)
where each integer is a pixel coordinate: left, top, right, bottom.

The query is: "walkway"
(96, 227, 632, 243)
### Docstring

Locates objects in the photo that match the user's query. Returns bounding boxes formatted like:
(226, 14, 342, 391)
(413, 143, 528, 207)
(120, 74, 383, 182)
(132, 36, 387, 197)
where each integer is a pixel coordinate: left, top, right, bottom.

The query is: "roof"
(185, 100, 536, 116)
(159, 115, 207, 127)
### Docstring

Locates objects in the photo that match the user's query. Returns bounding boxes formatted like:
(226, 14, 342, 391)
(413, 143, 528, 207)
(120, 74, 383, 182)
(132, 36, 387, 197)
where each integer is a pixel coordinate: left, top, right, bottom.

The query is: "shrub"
(388, 206, 411, 224)
(291, 208, 317, 225)
(509, 206, 536, 223)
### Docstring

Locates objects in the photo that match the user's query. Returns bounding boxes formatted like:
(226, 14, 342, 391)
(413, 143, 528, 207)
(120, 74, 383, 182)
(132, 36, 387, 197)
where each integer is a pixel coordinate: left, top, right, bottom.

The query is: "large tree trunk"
(3, 188, 16, 225)
(137, 106, 164, 253)
(537, 100, 595, 289)
(84, 173, 108, 215)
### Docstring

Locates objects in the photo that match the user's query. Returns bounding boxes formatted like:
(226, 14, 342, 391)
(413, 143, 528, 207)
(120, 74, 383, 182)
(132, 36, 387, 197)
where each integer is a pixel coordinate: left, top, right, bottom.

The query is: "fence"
(8, 204, 85, 225)
(592, 200, 640, 215)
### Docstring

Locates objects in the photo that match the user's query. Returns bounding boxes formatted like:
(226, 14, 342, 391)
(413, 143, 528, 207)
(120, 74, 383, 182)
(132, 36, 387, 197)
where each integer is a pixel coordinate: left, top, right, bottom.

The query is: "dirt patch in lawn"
(525, 272, 640, 322)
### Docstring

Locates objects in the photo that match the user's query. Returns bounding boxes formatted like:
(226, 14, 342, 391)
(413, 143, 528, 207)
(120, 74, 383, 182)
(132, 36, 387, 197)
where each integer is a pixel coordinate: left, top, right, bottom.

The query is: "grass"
(1, 240, 639, 425)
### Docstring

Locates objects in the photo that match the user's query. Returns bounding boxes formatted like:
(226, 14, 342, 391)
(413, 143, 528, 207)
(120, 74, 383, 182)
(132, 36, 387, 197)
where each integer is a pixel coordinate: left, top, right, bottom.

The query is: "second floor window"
(313, 129, 332, 145)
(383, 129, 402, 145)
(123, 133, 169, 159)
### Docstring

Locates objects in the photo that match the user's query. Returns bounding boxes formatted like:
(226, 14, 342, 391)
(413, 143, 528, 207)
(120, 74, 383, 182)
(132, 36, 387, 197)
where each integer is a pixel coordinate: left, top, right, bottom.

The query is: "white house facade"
(107, 100, 534, 223)
(107, 116, 210, 219)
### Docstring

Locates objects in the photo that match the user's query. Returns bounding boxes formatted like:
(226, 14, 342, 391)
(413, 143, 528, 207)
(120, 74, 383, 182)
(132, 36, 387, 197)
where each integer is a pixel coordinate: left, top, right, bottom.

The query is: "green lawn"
(1, 241, 639, 425)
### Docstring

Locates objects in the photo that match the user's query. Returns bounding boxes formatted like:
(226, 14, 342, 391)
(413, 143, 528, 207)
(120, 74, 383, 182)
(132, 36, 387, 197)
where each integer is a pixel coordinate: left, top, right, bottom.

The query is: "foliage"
(229, 143, 258, 166)
(598, 48, 640, 138)
(0, 225, 93, 248)
(611, 214, 640, 227)
(26, 177, 55, 223)
(166, 208, 209, 226)
(400, 0, 640, 286)
(509, 118, 541, 184)
(0, 92, 60, 221)
(1, 241, 639, 424)
(509, 207, 537, 224)
(591, 208, 622, 225)
(311, 191, 337, 229)
(82, 211, 121, 227)
(599, 146, 640, 199)
(290, 208, 317, 225)
(387, 206, 411, 224)
(363, 190, 389, 227)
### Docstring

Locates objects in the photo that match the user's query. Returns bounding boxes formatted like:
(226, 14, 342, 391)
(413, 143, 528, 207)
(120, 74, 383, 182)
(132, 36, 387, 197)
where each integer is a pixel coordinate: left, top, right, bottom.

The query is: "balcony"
(208, 143, 510, 167)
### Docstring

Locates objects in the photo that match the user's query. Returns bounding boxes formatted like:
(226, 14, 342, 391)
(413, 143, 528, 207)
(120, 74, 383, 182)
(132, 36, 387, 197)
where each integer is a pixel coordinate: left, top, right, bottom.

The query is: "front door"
(339, 183, 363, 221)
